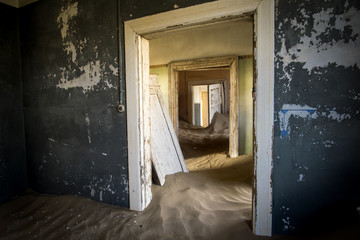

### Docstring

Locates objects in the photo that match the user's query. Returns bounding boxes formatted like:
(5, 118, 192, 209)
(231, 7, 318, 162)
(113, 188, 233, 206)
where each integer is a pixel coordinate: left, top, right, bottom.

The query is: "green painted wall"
(238, 57, 253, 155)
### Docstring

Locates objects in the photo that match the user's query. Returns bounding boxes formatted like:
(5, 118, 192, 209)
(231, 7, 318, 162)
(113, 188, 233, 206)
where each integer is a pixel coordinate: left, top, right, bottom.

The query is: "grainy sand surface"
(0, 115, 358, 239)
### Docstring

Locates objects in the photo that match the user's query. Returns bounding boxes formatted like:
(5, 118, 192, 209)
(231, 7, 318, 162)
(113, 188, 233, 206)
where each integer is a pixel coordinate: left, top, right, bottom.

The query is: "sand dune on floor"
(0, 153, 258, 240)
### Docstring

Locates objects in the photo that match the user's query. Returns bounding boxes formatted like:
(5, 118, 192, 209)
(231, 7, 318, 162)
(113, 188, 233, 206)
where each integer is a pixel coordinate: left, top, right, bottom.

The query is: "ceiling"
(0, 0, 38, 8)
(149, 17, 254, 65)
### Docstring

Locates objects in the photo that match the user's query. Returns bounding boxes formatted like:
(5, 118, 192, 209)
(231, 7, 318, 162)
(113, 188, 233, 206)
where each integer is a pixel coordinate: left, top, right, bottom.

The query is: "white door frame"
(124, 0, 274, 236)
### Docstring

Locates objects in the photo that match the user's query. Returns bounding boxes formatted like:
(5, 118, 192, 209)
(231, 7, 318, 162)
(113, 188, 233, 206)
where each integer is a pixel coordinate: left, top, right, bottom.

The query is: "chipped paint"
(57, 60, 102, 92)
(108, 64, 119, 76)
(325, 110, 351, 122)
(57, 2, 78, 39)
(281, 7, 360, 71)
(85, 113, 91, 144)
(297, 174, 304, 182)
(90, 188, 95, 197)
(274, 0, 360, 234)
(277, 3, 360, 92)
(280, 206, 295, 231)
(279, 104, 317, 137)
(55, 1, 116, 93)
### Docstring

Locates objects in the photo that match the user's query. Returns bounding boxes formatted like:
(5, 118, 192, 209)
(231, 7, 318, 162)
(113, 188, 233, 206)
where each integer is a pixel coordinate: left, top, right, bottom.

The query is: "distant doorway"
(190, 81, 225, 127)
(168, 56, 239, 158)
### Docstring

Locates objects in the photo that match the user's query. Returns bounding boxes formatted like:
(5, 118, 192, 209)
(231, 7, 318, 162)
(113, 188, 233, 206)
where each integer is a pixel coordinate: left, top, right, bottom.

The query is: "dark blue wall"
(0, 3, 27, 203)
(273, 0, 360, 234)
(20, 0, 128, 206)
(18, 0, 214, 207)
(4, 0, 358, 235)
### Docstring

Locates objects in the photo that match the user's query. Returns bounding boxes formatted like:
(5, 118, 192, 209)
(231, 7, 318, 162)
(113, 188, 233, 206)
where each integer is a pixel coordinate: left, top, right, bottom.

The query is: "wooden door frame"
(124, 0, 274, 236)
(168, 56, 238, 157)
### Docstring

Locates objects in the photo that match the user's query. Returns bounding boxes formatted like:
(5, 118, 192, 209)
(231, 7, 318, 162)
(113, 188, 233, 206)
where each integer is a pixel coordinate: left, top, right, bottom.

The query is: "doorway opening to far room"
(147, 15, 255, 234)
(124, 0, 274, 236)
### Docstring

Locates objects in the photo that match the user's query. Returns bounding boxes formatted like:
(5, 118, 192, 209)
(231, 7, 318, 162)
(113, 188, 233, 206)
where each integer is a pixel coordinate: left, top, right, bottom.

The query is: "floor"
(0, 120, 359, 239)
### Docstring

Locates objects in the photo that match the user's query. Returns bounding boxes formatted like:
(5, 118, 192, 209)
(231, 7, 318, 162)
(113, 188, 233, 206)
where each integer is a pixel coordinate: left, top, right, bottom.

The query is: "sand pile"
(179, 112, 229, 145)
(0, 151, 257, 240)
(0, 112, 258, 240)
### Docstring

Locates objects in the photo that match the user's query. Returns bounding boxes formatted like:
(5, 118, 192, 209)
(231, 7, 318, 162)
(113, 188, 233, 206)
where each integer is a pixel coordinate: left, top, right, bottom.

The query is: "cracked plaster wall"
(273, 0, 360, 234)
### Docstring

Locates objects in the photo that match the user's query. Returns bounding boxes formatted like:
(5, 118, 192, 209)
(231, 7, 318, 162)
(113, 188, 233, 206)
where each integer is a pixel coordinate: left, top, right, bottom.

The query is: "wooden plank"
(139, 37, 152, 208)
(229, 57, 239, 158)
(150, 75, 188, 186)
(125, 23, 142, 211)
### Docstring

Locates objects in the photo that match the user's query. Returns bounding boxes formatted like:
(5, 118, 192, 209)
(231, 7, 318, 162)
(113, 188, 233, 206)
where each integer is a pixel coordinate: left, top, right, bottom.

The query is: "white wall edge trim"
(253, 0, 274, 236)
(125, 23, 142, 211)
(124, 0, 274, 236)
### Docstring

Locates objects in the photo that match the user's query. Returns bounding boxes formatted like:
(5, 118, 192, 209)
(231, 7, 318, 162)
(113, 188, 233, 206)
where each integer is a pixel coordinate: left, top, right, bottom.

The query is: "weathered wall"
(19, 0, 216, 207)
(273, 0, 360, 234)
(0, 3, 27, 203)
(20, 0, 128, 206)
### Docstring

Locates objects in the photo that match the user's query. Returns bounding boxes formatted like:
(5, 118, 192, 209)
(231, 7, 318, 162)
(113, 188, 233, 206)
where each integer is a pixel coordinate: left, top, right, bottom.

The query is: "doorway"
(124, 0, 274, 236)
(190, 81, 224, 127)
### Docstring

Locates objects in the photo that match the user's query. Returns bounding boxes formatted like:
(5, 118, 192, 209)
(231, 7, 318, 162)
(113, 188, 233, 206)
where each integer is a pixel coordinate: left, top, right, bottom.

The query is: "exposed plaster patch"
(90, 188, 95, 197)
(85, 174, 119, 201)
(57, 60, 102, 93)
(55, 2, 116, 93)
(279, 104, 317, 138)
(326, 110, 351, 122)
(280, 104, 353, 138)
(109, 64, 119, 76)
(64, 41, 77, 62)
(281, 206, 295, 231)
(173, 4, 179, 9)
(57, 2, 78, 39)
(278, 6, 360, 91)
(297, 174, 305, 182)
(85, 113, 91, 144)
(312, 139, 336, 148)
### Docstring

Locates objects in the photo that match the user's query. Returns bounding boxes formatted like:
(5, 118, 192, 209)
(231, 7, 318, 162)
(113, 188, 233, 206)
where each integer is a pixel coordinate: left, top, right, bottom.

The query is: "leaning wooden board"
(150, 76, 188, 186)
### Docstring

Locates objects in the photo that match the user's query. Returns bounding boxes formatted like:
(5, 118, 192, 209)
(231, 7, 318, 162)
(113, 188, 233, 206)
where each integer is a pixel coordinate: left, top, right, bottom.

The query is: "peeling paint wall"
(0, 3, 27, 203)
(20, 0, 128, 206)
(18, 0, 215, 207)
(273, 0, 360, 234)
